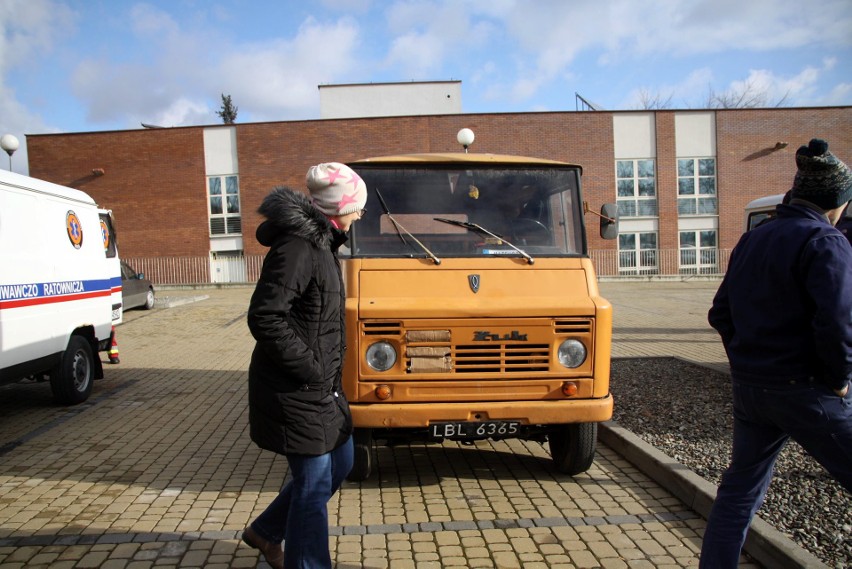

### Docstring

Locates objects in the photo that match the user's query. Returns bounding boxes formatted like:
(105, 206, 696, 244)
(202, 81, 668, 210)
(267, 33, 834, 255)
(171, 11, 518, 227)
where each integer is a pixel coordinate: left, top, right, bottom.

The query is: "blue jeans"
(699, 381, 851, 568)
(251, 436, 353, 569)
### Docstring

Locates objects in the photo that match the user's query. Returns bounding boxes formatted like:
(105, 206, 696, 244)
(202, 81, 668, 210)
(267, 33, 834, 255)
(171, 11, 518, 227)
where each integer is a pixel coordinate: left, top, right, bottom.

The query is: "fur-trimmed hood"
(256, 186, 341, 249)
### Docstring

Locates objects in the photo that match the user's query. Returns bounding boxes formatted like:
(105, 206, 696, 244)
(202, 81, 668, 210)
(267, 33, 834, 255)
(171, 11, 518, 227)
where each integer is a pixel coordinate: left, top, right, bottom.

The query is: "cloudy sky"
(1, 0, 850, 173)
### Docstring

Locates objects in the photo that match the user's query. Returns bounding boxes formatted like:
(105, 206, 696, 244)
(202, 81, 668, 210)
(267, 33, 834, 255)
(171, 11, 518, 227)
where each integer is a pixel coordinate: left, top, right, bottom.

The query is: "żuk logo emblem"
(468, 274, 480, 293)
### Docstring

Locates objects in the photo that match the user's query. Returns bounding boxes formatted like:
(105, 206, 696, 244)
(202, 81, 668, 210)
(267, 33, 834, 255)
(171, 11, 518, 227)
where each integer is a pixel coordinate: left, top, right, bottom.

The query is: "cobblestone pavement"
(0, 282, 766, 568)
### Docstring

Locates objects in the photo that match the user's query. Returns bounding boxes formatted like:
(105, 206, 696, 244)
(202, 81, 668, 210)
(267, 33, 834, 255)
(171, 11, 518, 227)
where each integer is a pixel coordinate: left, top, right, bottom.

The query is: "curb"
(154, 294, 210, 309)
(599, 421, 828, 569)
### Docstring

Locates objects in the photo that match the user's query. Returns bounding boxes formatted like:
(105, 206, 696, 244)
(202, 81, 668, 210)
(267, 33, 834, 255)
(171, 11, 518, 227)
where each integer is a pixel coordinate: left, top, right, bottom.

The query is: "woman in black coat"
(242, 162, 366, 569)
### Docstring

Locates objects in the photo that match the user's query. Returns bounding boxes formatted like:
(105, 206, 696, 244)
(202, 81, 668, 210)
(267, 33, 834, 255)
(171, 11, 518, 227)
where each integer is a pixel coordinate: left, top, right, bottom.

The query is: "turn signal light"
(561, 382, 578, 397)
(375, 385, 392, 400)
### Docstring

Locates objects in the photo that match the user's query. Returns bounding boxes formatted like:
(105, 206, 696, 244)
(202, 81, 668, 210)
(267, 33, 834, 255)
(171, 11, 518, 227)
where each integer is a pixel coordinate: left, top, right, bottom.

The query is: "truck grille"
(453, 344, 550, 373)
(361, 319, 592, 376)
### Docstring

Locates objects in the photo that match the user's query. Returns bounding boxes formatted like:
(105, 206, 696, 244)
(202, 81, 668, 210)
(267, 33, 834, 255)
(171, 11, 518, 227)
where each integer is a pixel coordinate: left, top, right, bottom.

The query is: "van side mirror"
(599, 203, 619, 240)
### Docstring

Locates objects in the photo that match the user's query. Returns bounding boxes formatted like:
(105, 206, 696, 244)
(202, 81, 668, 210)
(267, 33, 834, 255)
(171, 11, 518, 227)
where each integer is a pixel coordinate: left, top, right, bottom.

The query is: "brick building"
(25, 106, 851, 282)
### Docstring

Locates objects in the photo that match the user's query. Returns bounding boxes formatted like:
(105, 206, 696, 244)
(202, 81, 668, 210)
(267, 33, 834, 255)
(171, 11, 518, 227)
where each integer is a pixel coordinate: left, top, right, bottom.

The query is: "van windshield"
(346, 166, 586, 258)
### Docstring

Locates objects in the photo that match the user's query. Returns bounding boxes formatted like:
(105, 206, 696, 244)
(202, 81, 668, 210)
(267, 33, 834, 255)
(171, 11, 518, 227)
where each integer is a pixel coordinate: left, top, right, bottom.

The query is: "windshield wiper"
(374, 188, 441, 265)
(433, 218, 534, 264)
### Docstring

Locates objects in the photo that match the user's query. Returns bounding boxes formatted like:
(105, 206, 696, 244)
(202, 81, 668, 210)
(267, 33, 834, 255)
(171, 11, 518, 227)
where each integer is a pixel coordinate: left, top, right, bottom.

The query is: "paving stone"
(0, 286, 821, 569)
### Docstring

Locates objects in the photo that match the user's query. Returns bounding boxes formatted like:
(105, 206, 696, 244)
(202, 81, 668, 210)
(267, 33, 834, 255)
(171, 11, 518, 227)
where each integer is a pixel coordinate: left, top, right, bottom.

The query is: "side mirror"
(599, 203, 619, 240)
(137, 273, 145, 280)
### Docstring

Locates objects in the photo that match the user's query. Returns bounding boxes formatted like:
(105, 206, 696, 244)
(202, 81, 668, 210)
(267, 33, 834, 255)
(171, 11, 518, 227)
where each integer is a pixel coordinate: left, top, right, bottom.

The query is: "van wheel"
(548, 423, 597, 475)
(347, 428, 374, 482)
(143, 289, 155, 310)
(50, 336, 95, 405)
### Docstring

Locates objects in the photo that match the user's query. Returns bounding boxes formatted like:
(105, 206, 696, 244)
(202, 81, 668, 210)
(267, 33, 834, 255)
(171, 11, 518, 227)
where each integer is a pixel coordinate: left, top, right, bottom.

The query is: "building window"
(677, 158, 716, 215)
(208, 175, 241, 236)
(618, 232, 658, 275)
(616, 159, 657, 217)
(680, 230, 718, 274)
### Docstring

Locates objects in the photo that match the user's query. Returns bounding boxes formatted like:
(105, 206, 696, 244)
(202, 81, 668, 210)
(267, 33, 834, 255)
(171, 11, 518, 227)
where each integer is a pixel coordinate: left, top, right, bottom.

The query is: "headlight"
(366, 341, 397, 371)
(557, 339, 586, 368)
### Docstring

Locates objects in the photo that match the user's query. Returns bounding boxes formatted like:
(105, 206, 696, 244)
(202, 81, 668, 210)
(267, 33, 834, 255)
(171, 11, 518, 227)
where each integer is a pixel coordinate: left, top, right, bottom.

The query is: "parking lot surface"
(0, 282, 787, 568)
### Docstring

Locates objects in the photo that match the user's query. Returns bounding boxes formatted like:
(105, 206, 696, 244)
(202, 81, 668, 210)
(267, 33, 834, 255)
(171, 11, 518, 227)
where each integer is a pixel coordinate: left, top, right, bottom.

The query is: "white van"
(744, 193, 785, 231)
(0, 170, 121, 404)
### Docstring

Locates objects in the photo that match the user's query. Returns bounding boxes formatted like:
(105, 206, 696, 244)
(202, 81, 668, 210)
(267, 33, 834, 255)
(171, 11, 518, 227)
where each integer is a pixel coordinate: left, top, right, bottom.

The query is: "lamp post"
(457, 128, 474, 153)
(1, 134, 19, 171)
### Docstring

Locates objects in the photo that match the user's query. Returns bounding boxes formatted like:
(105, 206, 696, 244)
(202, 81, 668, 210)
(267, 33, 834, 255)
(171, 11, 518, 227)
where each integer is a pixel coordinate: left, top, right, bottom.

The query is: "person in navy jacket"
(701, 139, 852, 568)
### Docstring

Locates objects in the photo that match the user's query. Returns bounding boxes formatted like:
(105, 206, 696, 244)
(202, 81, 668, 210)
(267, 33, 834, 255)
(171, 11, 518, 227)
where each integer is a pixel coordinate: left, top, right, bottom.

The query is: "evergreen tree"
(216, 94, 238, 124)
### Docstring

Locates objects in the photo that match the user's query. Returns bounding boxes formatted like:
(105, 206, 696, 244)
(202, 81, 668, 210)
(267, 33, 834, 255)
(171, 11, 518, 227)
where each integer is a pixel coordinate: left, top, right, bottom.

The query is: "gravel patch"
(611, 357, 851, 569)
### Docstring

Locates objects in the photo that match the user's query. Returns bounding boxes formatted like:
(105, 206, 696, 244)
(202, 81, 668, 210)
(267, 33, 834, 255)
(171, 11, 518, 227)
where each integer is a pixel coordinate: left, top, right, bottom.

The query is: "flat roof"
(350, 152, 582, 172)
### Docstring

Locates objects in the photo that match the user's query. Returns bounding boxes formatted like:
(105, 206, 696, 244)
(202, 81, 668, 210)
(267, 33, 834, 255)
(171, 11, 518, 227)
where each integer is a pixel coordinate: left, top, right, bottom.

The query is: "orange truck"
(342, 143, 618, 480)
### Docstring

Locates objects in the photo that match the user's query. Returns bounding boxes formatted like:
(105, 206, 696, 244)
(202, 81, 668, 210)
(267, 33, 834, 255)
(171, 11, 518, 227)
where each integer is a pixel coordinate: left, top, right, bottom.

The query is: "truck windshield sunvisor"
(345, 166, 586, 258)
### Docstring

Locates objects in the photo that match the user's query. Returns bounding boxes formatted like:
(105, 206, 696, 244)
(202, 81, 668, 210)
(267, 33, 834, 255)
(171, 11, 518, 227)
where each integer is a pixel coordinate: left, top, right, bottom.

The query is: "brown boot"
(242, 525, 284, 569)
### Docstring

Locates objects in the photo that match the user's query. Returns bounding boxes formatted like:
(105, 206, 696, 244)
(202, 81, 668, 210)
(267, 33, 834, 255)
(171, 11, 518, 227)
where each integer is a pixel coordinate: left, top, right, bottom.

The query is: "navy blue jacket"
(709, 202, 852, 391)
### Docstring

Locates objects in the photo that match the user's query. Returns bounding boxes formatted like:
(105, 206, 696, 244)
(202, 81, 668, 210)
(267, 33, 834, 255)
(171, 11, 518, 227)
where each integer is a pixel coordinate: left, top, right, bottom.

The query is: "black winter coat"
(247, 187, 353, 456)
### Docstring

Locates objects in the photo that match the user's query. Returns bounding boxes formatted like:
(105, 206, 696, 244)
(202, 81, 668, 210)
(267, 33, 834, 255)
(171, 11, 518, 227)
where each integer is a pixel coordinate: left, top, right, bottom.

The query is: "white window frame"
(208, 175, 242, 236)
(677, 157, 717, 216)
(616, 159, 657, 218)
(679, 229, 718, 274)
(618, 231, 658, 275)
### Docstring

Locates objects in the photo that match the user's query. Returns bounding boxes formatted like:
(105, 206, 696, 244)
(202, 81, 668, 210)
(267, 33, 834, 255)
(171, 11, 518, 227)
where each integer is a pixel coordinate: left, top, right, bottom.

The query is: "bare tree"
(635, 88, 674, 110)
(705, 79, 790, 109)
(216, 94, 238, 124)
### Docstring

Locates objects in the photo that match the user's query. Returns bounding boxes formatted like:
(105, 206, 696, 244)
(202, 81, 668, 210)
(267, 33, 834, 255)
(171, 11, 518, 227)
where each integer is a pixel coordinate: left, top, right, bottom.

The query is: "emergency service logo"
(66, 210, 83, 249)
(100, 219, 110, 251)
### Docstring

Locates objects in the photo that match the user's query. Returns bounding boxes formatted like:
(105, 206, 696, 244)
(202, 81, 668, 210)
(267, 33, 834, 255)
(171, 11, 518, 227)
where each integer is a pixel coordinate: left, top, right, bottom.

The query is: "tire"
(548, 422, 597, 476)
(347, 428, 374, 482)
(50, 335, 95, 405)
(143, 289, 155, 310)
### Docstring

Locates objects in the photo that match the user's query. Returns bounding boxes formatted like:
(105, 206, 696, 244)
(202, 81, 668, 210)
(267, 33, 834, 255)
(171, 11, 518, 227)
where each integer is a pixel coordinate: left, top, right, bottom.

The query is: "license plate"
(430, 421, 520, 439)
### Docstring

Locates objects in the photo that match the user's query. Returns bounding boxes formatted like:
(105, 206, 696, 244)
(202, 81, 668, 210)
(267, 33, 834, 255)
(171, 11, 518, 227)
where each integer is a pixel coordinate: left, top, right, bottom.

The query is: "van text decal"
(0, 279, 112, 310)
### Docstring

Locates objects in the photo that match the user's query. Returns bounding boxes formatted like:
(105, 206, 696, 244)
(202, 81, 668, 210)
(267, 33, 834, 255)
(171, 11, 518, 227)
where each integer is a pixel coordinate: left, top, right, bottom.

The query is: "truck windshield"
(346, 165, 585, 258)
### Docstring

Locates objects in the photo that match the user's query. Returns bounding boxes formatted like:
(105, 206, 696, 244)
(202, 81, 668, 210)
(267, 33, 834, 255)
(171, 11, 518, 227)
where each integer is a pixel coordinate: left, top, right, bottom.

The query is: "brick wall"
(715, 108, 852, 250)
(28, 128, 208, 257)
(655, 112, 679, 258)
(26, 107, 851, 260)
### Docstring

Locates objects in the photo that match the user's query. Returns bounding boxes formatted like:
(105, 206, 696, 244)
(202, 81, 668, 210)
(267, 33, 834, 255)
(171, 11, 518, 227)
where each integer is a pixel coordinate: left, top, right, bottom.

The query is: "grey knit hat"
(305, 162, 367, 216)
(790, 139, 852, 210)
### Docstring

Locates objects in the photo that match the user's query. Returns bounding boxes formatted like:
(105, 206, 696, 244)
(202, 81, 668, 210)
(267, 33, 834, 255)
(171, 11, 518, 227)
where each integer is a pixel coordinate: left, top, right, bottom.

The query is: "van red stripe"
(0, 290, 111, 310)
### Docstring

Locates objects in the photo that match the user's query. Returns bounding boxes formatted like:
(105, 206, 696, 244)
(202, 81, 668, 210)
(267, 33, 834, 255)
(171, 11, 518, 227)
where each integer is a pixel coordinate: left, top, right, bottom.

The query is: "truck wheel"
(50, 335, 95, 405)
(347, 428, 374, 482)
(143, 289, 155, 310)
(548, 423, 597, 476)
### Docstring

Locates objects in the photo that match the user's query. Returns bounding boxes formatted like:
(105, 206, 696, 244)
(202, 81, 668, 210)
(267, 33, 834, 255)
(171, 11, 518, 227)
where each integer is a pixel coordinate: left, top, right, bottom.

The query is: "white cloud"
(130, 2, 181, 39)
(68, 8, 363, 127)
(3, 0, 851, 143)
(383, 1, 497, 77)
(622, 59, 848, 110)
(621, 67, 716, 109)
(151, 97, 211, 127)
(464, 0, 852, 104)
(724, 61, 837, 107)
(219, 17, 362, 120)
(819, 83, 852, 106)
(0, 0, 75, 173)
(0, 0, 75, 72)
(319, 0, 372, 12)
